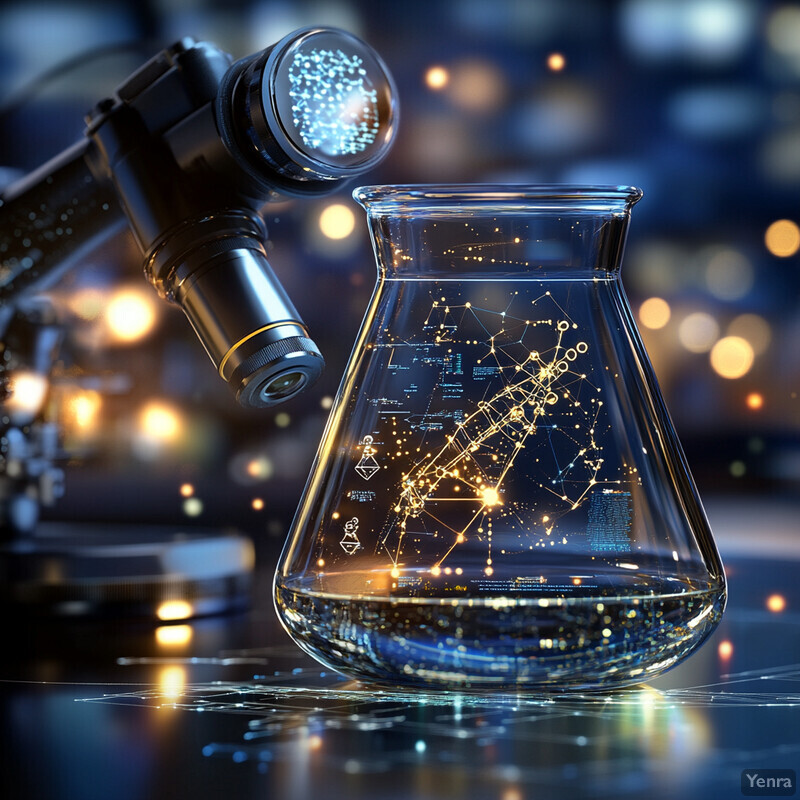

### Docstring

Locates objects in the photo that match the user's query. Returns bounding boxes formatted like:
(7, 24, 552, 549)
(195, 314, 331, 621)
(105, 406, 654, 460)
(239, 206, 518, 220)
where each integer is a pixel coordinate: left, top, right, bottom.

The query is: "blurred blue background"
(0, 0, 797, 543)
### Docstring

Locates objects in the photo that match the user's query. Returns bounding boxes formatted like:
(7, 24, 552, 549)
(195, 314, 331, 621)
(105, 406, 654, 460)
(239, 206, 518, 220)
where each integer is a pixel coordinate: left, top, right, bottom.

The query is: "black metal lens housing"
(159, 216, 324, 409)
(78, 28, 397, 408)
(222, 26, 398, 189)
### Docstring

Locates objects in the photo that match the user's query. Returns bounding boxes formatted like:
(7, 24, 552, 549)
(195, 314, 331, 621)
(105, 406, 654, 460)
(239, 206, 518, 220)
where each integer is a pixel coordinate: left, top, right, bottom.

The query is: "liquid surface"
(275, 569, 725, 690)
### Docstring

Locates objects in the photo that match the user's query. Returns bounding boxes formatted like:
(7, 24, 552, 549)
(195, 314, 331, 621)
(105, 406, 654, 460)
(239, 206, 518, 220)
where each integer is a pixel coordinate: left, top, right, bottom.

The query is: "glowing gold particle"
(480, 486, 501, 507)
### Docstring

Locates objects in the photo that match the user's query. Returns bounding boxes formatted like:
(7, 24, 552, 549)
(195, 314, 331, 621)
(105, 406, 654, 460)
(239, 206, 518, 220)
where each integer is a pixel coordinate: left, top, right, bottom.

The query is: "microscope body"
(85, 36, 325, 407)
(0, 26, 396, 536)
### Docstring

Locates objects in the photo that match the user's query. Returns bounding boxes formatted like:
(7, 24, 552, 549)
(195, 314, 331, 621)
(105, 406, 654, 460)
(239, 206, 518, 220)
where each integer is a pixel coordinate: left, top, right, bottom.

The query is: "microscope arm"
(0, 141, 126, 306)
(0, 28, 397, 407)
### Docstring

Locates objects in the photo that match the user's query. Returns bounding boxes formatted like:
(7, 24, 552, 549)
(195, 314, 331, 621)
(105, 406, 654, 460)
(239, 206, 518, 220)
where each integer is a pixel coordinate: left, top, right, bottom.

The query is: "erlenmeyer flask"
(275, 185, 726, 690)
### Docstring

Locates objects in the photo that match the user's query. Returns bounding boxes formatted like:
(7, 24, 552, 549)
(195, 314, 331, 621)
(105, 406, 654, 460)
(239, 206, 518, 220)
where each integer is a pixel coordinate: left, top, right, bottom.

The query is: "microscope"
(0, 27, 398, 618)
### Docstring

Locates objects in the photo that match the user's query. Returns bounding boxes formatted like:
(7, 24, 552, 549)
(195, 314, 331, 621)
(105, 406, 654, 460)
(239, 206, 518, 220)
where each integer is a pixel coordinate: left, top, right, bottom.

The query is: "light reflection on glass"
(159, 665, 186, 700)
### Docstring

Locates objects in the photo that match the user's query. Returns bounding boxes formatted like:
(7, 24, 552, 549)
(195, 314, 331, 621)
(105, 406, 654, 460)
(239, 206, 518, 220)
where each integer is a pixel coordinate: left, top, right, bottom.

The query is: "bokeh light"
(246, 456, 273, 480)
(448, 59, 507, 113)
(155, 624, 193, 646)
(105, 286, 158, 343)
(710, 336, 754, 378)
(64, 389, 102, 431)
(157, 600, 193, 621)
(621, 0, 754, 64)
(67, 287, 105, 320)
(766, 5, 800, 61)
(139, 401, 183, 442)
(678, 311, 719, 353)
(425, 65, 449, 89)
(546, 52, 565, 71)
(183, 497, 203, 517)
(180, 483, 194, 497)
(746, 392, 764, 410)
(4, 371, 48, 420)
(764, 219, 800, 257)
(730, 460, 746, 477)
(319, 203, 356, 240)
(727, 313, 772, 355)
(704, 248, 753, 300)
(718, 639, 734, 660)
(515, 83, 600, 155)
(638, 297, 671, 329)
(766, 593, 787, 613)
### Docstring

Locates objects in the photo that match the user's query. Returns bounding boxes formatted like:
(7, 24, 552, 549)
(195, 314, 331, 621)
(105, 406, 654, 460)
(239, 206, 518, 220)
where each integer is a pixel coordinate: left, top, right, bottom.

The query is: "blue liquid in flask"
(275, 185, 726, 690)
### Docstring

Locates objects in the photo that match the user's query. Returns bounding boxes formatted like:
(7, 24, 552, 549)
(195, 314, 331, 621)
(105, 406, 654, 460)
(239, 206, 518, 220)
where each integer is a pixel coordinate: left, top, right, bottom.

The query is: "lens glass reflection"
(273, 30, 395, 169)
(261, 369, 307, 401)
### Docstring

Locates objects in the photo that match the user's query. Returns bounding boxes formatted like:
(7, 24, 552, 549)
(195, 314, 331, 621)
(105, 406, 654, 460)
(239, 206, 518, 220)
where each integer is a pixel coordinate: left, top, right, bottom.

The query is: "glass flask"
(275, 185, 726, 690)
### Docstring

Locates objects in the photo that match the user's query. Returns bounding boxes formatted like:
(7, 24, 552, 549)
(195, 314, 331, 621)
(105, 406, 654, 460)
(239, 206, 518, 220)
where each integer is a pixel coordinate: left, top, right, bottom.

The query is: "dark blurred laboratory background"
(0, 0, 797, 554)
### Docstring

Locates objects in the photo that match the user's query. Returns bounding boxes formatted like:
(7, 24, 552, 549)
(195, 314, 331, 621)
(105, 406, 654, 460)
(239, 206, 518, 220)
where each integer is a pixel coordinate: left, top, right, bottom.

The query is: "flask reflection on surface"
(275, 185, 726, 690)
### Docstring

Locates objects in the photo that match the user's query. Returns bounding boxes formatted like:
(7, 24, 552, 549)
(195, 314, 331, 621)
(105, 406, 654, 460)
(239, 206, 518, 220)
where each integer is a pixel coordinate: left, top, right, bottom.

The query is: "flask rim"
(354, 183, 643, 212)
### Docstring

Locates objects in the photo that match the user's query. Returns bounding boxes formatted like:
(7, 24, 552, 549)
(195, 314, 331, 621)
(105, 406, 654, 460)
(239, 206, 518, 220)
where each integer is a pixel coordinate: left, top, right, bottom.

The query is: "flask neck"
(355, 185, 642, 280)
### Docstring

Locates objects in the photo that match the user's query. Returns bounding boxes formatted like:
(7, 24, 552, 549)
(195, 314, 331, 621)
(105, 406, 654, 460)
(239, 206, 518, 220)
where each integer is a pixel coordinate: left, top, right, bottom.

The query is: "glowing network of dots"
(325, 289, 639, 576)
(288, 48, 380, 156)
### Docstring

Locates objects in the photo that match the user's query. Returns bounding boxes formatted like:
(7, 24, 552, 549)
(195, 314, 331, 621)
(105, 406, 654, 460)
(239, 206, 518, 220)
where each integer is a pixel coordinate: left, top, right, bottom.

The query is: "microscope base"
(0, 522, 255, 619)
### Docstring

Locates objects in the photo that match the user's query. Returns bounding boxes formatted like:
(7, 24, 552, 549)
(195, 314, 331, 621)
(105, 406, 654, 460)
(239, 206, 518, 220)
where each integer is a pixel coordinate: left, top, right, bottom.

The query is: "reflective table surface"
(2, 496, 799, 800)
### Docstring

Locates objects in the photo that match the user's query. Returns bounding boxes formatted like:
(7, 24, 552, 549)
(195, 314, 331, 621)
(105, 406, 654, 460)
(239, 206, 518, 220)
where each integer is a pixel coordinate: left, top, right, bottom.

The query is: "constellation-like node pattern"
(288, 48, 380, 156)
(324, 286, 640, 576)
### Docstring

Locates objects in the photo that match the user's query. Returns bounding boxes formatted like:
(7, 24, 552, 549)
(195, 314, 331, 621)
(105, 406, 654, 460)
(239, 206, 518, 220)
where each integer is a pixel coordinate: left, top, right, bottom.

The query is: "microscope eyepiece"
(223, 27, 398, 190)
(82, 27, 397, 407)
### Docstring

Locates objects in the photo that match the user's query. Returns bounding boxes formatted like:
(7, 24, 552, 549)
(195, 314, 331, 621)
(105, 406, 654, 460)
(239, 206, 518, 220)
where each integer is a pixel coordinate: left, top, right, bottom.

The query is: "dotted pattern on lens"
(288, 48, 380, 156)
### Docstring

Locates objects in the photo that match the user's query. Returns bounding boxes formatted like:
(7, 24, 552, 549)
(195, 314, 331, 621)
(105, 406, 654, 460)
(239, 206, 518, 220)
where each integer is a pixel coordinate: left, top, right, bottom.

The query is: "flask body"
(275, 185, 726, 690)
